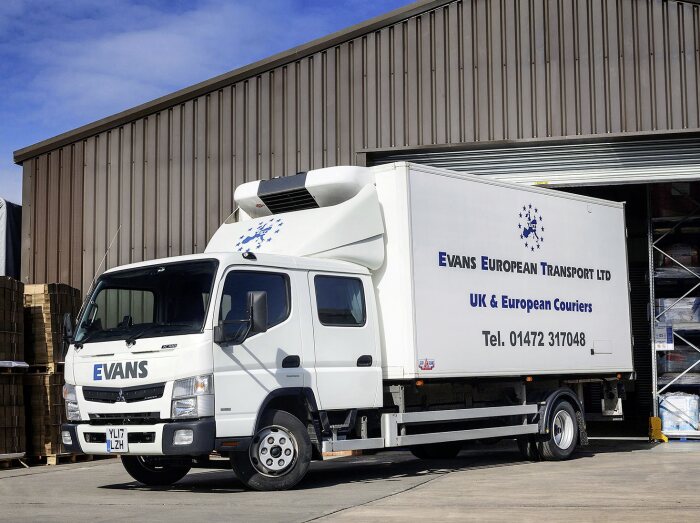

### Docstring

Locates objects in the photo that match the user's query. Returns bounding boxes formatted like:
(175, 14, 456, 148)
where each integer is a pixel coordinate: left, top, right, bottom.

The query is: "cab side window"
(219, 271, 290, 327)
(314, 276, 366, 326)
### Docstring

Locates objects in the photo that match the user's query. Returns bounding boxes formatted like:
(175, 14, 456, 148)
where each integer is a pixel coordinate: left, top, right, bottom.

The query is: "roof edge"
(14, 0, 449, 164)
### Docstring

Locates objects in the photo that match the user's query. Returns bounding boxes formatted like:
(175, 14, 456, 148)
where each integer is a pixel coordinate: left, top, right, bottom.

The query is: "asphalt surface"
(1, 440, 699, 522)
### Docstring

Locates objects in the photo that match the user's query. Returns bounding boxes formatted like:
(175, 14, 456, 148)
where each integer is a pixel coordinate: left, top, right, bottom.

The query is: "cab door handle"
(357, 355, 372, 367)
(282, 355, 300, 368)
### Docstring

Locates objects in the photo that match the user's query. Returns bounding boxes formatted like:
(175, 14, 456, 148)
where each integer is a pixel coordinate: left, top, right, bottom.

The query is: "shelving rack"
(649, 184, 700, 438)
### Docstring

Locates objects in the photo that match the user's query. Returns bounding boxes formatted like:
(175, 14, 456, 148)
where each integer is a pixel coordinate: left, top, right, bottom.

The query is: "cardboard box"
(23, 283, 81, 366)
(656, 298, 700, 324)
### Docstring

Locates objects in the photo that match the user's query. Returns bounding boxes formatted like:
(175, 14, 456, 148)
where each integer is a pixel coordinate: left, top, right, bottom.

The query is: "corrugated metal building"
(12, 0, 700, 428)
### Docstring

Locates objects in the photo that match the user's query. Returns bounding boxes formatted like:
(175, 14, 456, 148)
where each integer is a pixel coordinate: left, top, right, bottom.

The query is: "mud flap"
(576, 409, 589, 446)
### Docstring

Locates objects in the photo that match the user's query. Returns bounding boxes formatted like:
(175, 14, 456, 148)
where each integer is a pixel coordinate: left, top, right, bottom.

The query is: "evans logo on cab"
(94, 361, 148, 381)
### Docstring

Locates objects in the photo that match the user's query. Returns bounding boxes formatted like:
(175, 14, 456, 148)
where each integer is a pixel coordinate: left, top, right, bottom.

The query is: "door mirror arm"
(213, 321, 249, 345)
(214, 291, 268, 345)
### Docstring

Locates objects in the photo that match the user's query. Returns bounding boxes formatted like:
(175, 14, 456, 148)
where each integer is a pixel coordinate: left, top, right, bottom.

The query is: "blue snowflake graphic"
(235, 217, 284, 252)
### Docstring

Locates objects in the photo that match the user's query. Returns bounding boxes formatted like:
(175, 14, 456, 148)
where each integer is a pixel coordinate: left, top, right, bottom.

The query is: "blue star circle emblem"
(517, 204, 544, 252)
(235, 217, 284, 252)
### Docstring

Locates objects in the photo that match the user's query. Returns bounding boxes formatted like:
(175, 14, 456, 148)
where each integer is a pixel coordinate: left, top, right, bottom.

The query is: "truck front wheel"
(231, 409, 312, 491)
(121, 456, 191, 486)
(537, 400, 579, 461)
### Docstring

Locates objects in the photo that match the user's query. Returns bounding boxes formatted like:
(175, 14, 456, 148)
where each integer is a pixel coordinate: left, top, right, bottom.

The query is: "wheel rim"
(249, 425, 298, 477)
(552, 409, 575, 450)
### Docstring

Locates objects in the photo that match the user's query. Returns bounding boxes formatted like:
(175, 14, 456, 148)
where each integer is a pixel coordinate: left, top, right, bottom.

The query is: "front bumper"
(61, 418, 216, 456)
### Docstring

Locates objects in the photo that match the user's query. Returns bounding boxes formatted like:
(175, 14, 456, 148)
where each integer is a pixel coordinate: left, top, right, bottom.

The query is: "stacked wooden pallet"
(23, 283, 81, 459)
(0, 374, 25, 457)
(24, 284, 81, 369)
(24, 373, 65, 457)
(0, 277, 26, 461)
(0, 277, 24, 363)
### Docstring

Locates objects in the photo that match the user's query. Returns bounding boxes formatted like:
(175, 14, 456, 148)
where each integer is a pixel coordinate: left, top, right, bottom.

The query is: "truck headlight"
(172, 375, 213, 398)
(172, 398, 197, 418)
(171, 375, 214, 419)
(63, 384, 80, 421)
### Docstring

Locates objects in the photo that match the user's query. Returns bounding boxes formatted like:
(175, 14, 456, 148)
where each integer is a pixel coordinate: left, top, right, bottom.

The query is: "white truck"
(60, 162, 633, 490)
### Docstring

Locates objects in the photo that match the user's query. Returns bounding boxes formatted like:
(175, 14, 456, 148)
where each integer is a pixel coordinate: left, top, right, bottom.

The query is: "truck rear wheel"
(409, 442, 462, 460)
(537, 400, 578, 461)
(231, 409, 312, 491)
(121, 456, 191, 486)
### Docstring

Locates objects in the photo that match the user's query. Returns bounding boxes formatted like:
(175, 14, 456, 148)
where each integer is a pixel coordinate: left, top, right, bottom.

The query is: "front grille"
(88, 412, 161, 425)
(83, 383, 165, 404)
(259, 188, 319, 214)
(84, 432, 156, 444)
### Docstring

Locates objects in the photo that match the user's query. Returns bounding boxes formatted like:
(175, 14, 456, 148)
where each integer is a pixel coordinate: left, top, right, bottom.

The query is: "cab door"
(212, 267, 304, 437)
(307, 272, 381, 410)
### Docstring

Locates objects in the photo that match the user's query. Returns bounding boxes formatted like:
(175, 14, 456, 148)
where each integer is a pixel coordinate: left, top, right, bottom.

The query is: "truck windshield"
(74, 259, 218, 344)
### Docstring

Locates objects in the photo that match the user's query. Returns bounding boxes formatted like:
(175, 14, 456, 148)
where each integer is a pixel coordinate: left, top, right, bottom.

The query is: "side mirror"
(213, 291, 268, 345)
(248, 291, 268, 335)
(62, 312, 74, 340)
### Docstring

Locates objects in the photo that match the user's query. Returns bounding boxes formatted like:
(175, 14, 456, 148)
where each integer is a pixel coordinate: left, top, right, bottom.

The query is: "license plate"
(106, 426, 128, 453)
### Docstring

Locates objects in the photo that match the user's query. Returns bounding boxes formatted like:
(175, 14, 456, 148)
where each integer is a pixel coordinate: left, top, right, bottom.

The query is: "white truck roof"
(103, 251, 369, 276)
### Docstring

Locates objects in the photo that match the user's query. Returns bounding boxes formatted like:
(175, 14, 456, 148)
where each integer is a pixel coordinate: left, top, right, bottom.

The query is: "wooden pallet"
(322, 450, 364, 458)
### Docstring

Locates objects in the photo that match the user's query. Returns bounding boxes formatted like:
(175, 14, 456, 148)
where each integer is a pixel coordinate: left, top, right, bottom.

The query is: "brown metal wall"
(20, 0, 700, 292)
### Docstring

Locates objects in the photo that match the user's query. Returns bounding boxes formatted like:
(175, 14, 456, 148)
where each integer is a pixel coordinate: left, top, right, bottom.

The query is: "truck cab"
(62, 250, 383, 485)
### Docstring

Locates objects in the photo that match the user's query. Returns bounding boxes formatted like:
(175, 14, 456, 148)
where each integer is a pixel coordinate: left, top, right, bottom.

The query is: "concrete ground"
(1, 440, 699, 522)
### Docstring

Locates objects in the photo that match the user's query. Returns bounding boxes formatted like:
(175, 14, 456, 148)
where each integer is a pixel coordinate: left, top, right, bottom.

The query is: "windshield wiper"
(125, 323, 195, 346)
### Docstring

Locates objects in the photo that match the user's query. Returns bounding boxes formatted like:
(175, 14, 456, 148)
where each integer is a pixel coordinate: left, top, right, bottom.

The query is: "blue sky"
(0, 0, 409, 205)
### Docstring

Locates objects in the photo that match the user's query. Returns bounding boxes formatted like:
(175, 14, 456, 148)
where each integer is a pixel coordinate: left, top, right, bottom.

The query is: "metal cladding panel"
(17, 0, 700, 291)
(369, 135, 700, 186)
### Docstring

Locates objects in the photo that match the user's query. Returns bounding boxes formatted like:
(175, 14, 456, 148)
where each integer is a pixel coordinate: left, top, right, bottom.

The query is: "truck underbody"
(62, 373, 626, 491)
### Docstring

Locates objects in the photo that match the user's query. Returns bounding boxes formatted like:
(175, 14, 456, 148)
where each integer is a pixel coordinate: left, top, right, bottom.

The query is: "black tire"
(537, 400, 579, 461)
(410, 441, 462, 460)
(231, 409, 312, 491)
(121, 456, 191, 486)
(516, 437, 540, 461)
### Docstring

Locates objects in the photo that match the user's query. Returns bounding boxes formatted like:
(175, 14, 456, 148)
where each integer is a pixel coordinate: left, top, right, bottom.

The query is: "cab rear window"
(314, 276, 366, 326)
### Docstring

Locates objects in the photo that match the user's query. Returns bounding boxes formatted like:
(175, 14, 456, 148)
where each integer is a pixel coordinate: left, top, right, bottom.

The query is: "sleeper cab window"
(219, 271, 290, 328)
(314, 275, 366, 327)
